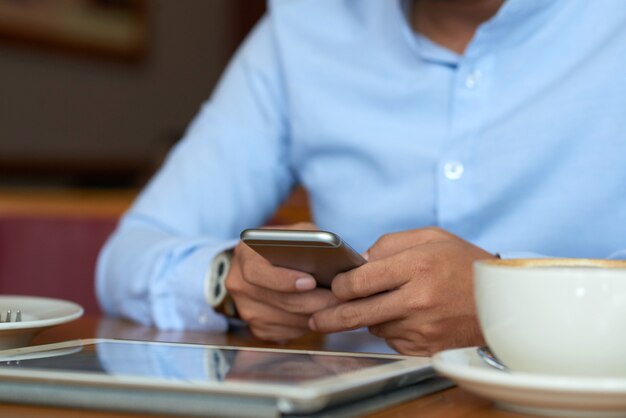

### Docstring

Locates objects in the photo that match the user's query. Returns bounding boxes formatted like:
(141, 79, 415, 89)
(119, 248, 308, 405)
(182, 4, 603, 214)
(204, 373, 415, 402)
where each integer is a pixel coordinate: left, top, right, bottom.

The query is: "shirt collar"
(397, 0, 565, 63)
(466, 0, 565, 59)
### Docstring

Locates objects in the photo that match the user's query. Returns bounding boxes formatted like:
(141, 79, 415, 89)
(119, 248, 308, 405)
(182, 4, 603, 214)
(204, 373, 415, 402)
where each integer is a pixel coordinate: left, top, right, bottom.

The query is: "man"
(97, 0, 626, 355)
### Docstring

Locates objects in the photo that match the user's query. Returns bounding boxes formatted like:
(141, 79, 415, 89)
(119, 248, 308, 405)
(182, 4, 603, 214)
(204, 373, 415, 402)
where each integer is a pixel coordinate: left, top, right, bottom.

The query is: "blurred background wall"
(0, 0, 272, 314)
(0, 0, 265, 187)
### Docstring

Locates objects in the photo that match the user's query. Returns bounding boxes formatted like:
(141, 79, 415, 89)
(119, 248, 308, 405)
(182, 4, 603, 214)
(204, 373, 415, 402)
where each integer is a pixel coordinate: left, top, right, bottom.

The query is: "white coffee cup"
(474, 258, 626, 377)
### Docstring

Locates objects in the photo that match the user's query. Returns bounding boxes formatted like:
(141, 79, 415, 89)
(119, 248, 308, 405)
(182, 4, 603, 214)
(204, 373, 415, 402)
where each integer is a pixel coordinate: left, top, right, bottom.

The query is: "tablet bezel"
(0, 338, 432, 413)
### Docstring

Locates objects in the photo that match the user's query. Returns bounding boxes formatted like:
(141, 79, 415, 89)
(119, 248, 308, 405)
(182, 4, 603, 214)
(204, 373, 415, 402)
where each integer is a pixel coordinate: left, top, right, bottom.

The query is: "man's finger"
(236, 296, 310, 329)
(249, 323, 309, 342)
(309, 290, 406, 333)
(247, 287, 340, 314)
(332, 251, 413, 301)
(235, 243, 317, 292)
(367, 227, 452, 261)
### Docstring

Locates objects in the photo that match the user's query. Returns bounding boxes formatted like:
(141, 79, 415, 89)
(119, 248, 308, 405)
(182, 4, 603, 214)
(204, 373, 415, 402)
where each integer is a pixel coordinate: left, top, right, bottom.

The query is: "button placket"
(443, 161, 465, 180)
(465, 69, 482, 89)
(436, 55, 494, 228)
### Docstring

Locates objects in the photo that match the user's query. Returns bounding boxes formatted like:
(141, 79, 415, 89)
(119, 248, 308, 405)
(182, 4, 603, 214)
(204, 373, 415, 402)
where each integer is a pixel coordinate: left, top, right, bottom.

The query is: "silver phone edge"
(240, 229, 341, 247)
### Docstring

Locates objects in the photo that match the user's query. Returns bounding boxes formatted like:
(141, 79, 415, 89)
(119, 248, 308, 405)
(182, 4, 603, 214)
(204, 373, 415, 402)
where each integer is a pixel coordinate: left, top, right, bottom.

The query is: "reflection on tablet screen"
(0, 341, 396, 384)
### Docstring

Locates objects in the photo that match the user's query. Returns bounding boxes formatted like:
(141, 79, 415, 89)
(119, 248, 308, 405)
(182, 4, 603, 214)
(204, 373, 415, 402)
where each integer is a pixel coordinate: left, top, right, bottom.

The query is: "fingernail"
(295, 277, 316, 291)
(362, 251, 369, 261)
(308, 317, 317, 331)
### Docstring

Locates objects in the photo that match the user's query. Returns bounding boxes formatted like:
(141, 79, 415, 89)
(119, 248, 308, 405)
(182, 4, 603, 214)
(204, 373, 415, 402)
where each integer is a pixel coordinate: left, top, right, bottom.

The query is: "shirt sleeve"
(96, 15, 296, 331)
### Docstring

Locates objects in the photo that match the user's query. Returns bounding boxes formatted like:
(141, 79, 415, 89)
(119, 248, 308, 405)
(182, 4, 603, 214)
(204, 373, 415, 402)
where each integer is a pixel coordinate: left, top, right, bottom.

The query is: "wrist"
(205, 249, 239, 319)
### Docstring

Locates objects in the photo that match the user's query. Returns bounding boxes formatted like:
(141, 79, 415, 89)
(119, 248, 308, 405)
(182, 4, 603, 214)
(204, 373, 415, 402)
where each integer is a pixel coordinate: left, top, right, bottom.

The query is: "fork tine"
(0, 309, 22, 323)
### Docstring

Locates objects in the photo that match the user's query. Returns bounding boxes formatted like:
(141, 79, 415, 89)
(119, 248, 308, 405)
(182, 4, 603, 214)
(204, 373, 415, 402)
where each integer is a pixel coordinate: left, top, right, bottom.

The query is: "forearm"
(96, 15, 294, 331)
(96, 216, 239, 331)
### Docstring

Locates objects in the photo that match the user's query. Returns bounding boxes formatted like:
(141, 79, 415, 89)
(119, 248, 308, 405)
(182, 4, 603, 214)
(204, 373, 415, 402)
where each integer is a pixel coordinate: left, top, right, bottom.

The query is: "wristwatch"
(205, 249, 239, 319)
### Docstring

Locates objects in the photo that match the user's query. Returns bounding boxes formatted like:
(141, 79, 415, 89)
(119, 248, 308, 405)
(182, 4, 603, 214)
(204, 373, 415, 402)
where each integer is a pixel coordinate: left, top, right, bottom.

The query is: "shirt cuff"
(151, 238, 239, 332)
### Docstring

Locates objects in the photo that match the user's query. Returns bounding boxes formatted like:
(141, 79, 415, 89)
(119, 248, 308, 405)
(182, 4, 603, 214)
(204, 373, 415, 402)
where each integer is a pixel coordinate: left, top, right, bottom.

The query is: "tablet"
(0, 339, 448, 417)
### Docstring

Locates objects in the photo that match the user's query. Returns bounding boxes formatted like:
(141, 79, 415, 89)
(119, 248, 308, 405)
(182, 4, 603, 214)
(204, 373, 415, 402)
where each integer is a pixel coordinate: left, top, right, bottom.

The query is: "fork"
(0, 310, 21, 323)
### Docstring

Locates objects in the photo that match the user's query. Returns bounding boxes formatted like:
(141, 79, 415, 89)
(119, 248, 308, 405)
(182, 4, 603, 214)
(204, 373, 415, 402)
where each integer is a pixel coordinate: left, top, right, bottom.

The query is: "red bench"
(0, 187, 310, 315)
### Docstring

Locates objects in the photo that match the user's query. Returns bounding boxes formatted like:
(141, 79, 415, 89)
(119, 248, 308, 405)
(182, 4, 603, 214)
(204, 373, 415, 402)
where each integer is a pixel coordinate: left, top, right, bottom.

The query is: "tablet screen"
(0, 341, 397, 384)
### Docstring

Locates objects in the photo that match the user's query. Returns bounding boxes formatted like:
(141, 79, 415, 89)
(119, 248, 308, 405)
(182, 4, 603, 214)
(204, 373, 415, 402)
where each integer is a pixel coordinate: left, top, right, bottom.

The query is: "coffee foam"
(480, 258, 626, 269)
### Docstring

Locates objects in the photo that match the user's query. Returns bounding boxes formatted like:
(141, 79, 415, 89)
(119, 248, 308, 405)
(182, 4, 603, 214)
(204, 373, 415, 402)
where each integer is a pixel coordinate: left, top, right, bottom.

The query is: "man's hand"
(309, 227, 494, 355)
(226, 223, 339, 342)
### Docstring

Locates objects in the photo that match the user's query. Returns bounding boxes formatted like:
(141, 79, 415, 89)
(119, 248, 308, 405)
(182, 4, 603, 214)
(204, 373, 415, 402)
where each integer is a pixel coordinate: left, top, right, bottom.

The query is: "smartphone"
(240, 229, 366, 288)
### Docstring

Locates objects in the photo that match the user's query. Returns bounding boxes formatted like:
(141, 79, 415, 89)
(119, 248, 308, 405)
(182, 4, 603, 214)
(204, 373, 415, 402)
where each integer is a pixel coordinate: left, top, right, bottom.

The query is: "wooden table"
(0, 316, 531, 418)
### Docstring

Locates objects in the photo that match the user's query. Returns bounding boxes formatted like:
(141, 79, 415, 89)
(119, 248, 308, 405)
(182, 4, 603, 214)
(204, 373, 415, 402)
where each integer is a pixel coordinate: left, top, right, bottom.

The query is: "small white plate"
(432, 347, 626, 418)
(0, 295, 83, 349)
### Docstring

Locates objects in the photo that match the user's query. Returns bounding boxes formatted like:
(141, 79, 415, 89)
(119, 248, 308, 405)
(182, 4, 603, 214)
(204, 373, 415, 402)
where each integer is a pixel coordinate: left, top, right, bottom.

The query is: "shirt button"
(465, 70, 482, 89)
(444, 161, 464, 180)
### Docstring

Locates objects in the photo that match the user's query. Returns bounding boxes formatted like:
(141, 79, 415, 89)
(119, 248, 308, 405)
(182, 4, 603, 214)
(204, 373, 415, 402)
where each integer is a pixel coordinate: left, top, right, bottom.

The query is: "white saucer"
(432, 347, 626, 418)
(0, 296, 83, 350)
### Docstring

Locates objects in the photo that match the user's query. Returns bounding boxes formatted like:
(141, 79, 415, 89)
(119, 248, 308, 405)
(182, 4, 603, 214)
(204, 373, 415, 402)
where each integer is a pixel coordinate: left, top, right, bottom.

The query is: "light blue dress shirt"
(97, 0, 626, 331)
